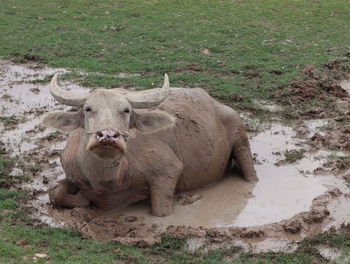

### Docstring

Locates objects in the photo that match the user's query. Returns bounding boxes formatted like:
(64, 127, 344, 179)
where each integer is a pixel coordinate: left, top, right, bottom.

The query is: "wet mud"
(1, 60, 350, 252)
(272, 64, 350, 119)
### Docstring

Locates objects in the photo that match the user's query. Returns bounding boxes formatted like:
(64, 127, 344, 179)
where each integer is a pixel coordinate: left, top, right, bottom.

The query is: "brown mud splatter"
(272, 63, 350, 119)
(1, 59, 350, 253)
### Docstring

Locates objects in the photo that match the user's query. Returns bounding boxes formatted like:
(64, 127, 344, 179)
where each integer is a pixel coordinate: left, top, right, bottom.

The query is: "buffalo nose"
(96, 129, 120, 141)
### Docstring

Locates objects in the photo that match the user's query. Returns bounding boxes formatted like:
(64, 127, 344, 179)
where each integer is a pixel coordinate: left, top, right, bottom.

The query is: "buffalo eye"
(124, 108, 130, 113)
(85, 107, 92, 112)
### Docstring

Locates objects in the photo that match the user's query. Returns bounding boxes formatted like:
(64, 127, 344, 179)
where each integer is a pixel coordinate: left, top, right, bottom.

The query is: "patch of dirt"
(272, 62, 350, 119)
(323, 158, 350, 175)
(29, 88, 40, 94)
(214, 93, 245, 102)
(11, 53, 44, 63)
(244, 70, 260, 79)
(0, 115, 27, 129)
(173, 62, 209, 73)
(35, 131, 65, 146)
(310, 124, 350, 152)
(292, 73, 343, 98)
(269, 70, 284, 76)
(282, 219, 302, 234)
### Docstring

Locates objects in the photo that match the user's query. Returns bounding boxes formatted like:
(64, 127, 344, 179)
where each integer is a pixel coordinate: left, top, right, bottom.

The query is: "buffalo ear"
(41, 109, 84, 132)
(131, 110, 175, 133)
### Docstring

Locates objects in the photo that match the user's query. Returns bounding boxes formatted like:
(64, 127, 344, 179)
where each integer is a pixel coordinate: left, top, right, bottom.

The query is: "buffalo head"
(42, 74, 175, 159)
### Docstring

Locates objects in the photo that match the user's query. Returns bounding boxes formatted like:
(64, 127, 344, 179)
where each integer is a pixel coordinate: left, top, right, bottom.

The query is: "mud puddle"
(69, 175, 254, 229)
(57, 124, 344, 231)
(2, 59, 350, 251)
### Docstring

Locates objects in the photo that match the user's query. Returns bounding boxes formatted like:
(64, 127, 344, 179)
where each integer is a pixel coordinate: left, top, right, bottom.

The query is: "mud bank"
(1, 60, 350, 252)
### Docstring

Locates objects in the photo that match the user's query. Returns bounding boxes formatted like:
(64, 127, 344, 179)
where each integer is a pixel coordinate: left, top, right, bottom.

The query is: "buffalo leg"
(232, 135, 258, 182)
(49, 179, 90, 208)
(147, 151, 183, 217)
(150, 175, 179, 217)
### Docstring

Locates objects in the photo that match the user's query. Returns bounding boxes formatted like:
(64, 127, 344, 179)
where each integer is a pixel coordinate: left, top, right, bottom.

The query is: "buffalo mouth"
(86, 135, 127, 157)
(96, 140, 120, 148)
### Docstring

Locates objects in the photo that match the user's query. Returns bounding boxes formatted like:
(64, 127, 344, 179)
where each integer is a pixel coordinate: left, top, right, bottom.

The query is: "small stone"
(283, 219, 302, 234)
(124, 216, 137, 222)
(34, 253, 47, 258)
(337, 100, 350, 112)
(178, 194, 202, 205)
(29, 88, 40, 94)
(201, 48, 211, 55)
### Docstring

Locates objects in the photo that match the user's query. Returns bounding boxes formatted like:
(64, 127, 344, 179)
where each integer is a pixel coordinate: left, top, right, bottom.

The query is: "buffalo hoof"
(152, 204, 174, 217)
(49, 181, 90, 209)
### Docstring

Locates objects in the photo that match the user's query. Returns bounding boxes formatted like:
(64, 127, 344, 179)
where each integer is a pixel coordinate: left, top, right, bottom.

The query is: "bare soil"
(272, 63, 350, 119)
(1, 60, 350, 253)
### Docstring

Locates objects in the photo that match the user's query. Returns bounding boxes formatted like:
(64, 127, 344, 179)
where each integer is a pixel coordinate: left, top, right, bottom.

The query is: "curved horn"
(124, 74, 170, 109)
(50, 73, 90, 106)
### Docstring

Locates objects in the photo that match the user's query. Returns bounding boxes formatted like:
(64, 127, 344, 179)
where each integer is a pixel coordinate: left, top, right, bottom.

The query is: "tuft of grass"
(0, 115, 28, 130)
(152, 233, 186, 251)
(28, 74, 53, 84)
(327, 153, 350, 160)
(0, 116, 21, 126)
(237, 251, 322, 264)
(0, 156, 15, 188)
(301, 227, 350, 249)
(27, 164, 40, 174)
(284, 149, 306, 163)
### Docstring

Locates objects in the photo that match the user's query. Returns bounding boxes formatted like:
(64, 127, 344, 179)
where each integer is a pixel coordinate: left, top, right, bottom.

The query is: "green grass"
(0, 116, 27, 127)
(284, 149, 306, 163)
(0, 151, 32, 188)
(0, 0, 350, 113)
(0, 155, 15, 188)
(1, 0, 350, 263)
(327, 153, 350, 160)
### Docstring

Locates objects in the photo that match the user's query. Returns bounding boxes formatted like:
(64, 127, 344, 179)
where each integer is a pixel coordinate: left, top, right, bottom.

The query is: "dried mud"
(1, 60, 350, 253)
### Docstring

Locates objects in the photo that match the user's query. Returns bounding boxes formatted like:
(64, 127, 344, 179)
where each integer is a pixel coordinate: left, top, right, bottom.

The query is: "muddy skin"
(2, 60, 350, 252)
(42, 75, 257, 217)
(48, 179, 90, 209)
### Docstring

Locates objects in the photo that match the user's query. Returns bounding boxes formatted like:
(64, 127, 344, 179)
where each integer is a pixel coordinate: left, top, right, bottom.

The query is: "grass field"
(1, 0, 350, 263)
(0, 0, 350, 112)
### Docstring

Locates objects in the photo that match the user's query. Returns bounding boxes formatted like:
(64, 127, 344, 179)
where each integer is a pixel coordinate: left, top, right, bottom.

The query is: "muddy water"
(32, 123, 347, 234)
(74, 123, 342, 230)
(40, 175, 253, 230)
(2, 60, 350, 250)
(55, 123, 341, 230)
(25, 123, 333, 232)
(0, 61, 87, 155)
(0, 61, 65, 114)
(105, 175, 254, 228)
(234, 125, 329, 227)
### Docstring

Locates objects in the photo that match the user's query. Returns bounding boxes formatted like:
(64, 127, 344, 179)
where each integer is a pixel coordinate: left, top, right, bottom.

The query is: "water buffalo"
(42, 74, 257, 216)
